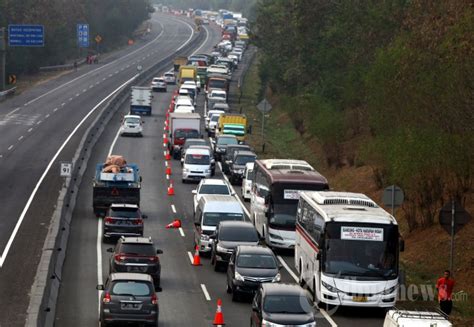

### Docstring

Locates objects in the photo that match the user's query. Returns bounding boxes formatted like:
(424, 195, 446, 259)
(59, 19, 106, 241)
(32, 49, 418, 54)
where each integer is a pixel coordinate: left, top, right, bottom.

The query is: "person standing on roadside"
(436, 270, 455, 315)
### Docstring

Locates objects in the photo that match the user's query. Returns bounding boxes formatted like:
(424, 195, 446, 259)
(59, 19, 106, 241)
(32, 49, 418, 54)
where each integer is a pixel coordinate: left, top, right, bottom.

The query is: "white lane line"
(18, 136, 24, 141)
(8, 145, 13, 150)
(320, 310, 338, 327)
(36, 120, 42, 125)
(187, 251, 194, 264)
(89, 85, 94, 89)
(171, 204, 176, 214)
(200, 284, 211, 301)
(19, 21, 165, 108)
(45, 114, 50, 118)
(179, 227, 185, 237)
(102, 77, 106, 81)
(6, 107, 21, 117)
(126, 65, 130, 68)
(277, 255, 298, 282)
(27, 128, 33, 133)
(96, 219, 103, 316)
(109, 74, 113, 77)
(61, 102, 66, 106)
(95, 81, 100, 85)
(76, 93, 80, 97)
(53, 108, 58, 112)
(0, 74, 139, 268)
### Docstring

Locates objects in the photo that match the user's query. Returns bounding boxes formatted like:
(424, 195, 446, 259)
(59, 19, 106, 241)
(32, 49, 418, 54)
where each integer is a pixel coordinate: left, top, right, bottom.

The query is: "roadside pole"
(0, 27, 6, 91)
(450, 200, 455, 273)
(257, 98, 272, 154)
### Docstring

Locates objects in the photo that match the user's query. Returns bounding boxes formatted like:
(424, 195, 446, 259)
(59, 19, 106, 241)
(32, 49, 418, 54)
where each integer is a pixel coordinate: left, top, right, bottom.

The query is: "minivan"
(194, 195, 244, 254)
(182, 147, 212, 183)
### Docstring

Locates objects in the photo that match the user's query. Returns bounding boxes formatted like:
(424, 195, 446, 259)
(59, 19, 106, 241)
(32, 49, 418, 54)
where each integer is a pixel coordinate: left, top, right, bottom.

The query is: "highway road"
(0, 13, 209, 327)
(0, 11, 387, 327)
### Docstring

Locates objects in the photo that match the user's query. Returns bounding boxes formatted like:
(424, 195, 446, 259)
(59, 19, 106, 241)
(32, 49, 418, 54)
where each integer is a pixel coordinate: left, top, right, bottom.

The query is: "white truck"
(168, 112, 201, 159)
(130, 86, 153, 116)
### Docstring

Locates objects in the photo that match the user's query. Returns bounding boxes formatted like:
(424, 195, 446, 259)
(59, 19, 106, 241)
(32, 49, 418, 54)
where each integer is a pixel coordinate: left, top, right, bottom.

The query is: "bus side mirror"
(399, 238, 405, 252)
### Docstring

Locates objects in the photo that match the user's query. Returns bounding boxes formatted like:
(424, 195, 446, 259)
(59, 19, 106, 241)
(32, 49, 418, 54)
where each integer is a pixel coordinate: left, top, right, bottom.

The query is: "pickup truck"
(168, 112, 201, 159)
(92, 156, 141, 217)
(130, 86, 152, 116)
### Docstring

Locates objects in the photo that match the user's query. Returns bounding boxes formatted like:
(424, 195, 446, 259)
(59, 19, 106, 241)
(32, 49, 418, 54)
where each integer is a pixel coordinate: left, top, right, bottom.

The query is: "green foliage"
(160, 0, 257, 19)
(0, 0, 151, 74)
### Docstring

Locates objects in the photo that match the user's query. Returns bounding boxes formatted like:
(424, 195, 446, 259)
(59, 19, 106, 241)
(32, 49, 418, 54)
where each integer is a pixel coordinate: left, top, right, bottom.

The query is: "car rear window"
(217, 137, 238, 145)
(119, 244, 155, 256)
(237, 254, 277, 269)
(219, 226, 258, 242)
(235, 155, 256, 165)
(111, 281, 152, 296)
(110, 208, 140, 218)
(200, 184, 230, 195)
(203, 213, 243, 226)
(263, 295, 313, 314)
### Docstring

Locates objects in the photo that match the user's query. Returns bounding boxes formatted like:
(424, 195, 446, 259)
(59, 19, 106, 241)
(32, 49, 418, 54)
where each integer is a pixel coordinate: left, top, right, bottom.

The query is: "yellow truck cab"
(178, 65, 197, 85)
(217, 114, 248, 143)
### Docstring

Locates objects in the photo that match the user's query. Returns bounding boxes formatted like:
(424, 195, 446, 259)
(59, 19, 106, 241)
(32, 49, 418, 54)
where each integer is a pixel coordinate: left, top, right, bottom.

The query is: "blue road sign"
(77, 23, 89, 48)
(8, 25, 44, 47)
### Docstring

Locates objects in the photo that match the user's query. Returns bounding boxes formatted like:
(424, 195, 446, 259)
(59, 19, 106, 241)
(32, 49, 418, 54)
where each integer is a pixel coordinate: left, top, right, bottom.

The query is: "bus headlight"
(322, 280, 338, 293)
(380, 286, 397, 295)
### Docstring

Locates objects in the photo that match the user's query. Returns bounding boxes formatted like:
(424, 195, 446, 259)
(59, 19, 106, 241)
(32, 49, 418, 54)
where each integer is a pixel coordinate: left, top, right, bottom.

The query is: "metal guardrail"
(25, 27, 206, 327)
(39, 58, 87, 72)
(0, 86, 17, 101)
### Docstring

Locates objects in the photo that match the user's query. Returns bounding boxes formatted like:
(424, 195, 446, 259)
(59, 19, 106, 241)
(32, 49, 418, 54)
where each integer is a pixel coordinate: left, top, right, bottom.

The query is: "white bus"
(250, 159, 329, 249)
(295, 191, 403, 307)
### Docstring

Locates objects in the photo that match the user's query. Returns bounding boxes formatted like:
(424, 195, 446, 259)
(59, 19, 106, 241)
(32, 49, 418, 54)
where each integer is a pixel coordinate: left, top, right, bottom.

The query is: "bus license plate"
(352, 296, 367, 302)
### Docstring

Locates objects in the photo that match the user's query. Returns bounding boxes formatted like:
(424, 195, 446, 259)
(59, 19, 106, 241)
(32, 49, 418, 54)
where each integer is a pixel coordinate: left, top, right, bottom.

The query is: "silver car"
(151, 77, 167, 92)
(97, 273, 159, 326)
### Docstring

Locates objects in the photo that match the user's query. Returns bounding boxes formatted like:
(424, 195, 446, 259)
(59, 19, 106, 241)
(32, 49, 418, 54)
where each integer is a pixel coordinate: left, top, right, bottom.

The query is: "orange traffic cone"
(163, 136, 168, 144)
(165, 151, 171, 160)
(164, 124, 169, 131)
(192, 245, 201, 266)
(165, 111, 169, 119)
(167, 181, 175, 196)
(213, 299, 225, 326)
(166, 166, 172, 175)
(166, 219, 181, 229)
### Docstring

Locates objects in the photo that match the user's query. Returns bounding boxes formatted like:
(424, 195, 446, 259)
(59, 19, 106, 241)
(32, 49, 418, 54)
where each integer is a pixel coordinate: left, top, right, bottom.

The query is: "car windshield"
(203, 213, 243, 226)
(175, 130, 199, 139)
(263, 295, 313, 314)
(237, 254, 277, 269)
(219, 226, 258, 242)
(199, 184, 230, 195)
(211, 115, 220, 122)
(217, 137, 238, 145)
(110, 208, 140, 218)
(185, 154, 210, 165)
(211, 92, 226, 99)
(234, 155, 256, 165)
(209, 80, 226, 89)
(184, 140, 206, 149)
(119, 244, 156, 256)
(111, 281, 151, 296)
(323, 223, 399, 279)
(124, 118, 140, 124)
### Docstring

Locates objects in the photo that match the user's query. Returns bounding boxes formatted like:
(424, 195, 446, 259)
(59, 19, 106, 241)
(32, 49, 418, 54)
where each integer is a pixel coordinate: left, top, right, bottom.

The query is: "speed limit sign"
(60, 162, 72, 177)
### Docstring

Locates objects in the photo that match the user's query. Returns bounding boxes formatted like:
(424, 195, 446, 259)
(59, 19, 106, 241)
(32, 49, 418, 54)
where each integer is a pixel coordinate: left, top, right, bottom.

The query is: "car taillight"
(104, 217, 114, 224)
(133, 218, 143, 225)
(149, 256, 159, 263)
(103, 292, 111, 303)
(151, 293, 158, 305)
(114, 254, 126, 262)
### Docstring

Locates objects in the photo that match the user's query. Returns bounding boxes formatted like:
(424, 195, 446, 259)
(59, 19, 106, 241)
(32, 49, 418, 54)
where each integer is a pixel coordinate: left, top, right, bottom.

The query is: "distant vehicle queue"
(89, 8, 443, 327)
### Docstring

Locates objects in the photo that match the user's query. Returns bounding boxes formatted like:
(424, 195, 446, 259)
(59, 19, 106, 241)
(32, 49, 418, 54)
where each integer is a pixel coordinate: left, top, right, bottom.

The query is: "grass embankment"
(239, 55, 474, 325)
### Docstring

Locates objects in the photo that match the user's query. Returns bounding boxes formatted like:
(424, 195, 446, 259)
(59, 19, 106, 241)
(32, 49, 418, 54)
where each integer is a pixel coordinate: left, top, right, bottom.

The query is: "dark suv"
(97, 273, 159, 326)
(210, 221, 260, 271)
(103, 204, 145, 242)
(108, 236, 163, 290)
(229, 150, 257, 184)
(227, 245, 281, 301)
(251, 283, 317, 327)
(221, 144, 251, 174)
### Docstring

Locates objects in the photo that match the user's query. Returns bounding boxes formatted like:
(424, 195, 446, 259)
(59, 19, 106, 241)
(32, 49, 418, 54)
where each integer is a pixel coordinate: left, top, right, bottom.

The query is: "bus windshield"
(323, 223, 398, 280)
(269, 204, 297, 229)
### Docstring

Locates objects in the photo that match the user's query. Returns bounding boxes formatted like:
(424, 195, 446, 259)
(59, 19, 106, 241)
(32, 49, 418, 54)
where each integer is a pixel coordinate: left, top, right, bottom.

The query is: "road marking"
(28, 128, 33, 133)
(109, 74, 113, 77)
(36, 120, 42, 125)
(277, 255, 298, 281)
(179, 227, 185, 237)
(200, 284, 211, 301)
(102, 77, 106, 81)
(0, 74, 139, 268)
(320, 310, 338, 327)
(89, 85, 94, 89)
(61, 102, 66, 106)
(95, 81, 100, 85)
(45, 114, 50, 118)
(53, 108, 58, 112)
(8, 145, 13, 150)
(187, 251, 194, 264)
(18, 136, 24, 141)
(6, 107, 21, 117)
(171, 204, 176, 213)
(76, 93, 80, 97)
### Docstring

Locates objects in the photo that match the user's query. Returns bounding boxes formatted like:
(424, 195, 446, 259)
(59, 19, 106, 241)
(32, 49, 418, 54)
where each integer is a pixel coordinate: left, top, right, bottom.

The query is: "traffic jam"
(91, 9, 450, 327)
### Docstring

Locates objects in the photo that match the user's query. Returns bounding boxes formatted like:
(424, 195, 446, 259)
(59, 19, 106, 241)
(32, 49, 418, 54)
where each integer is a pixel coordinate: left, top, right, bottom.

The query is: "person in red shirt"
(436, 270, 455, 315)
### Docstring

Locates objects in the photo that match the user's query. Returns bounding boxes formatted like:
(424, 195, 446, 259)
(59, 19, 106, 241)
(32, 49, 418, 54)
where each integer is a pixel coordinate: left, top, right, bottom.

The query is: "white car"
(192, 179, 234, 213)
(174, 96, 194, 111)
(120, 115, 143, 136)
(150, 77, 167, 92)
(182, 147, 212, 183)
(207, 89, 227, 103)
(163, 71, 176, 84)
(205, 110, 225, 131)
(241, 162, 254, 201)
(174, 105, 195, 113)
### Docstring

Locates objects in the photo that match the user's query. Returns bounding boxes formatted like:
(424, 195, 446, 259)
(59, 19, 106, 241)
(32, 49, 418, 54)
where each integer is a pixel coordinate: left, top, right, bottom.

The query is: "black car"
(213, 134, 238, 161)
(251, 283, 317, 327)
(103, 204, 145, 242)
(108, 236, 163, 289)
(221, 144, 251, 174)
(229, 150, 257, 184)
(210, 221, 260, 271)
(226, 245, 281, 301)
(97, 273, 159, 326)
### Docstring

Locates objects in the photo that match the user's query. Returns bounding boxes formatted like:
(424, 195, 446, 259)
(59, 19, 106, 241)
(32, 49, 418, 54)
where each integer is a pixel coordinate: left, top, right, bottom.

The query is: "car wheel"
(99, 316, 109, 327)
(214, 260, 220, 272)
(182, 179, 186, 184)
(231, 288, 239, 302)
(226, 282, 232, 294)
